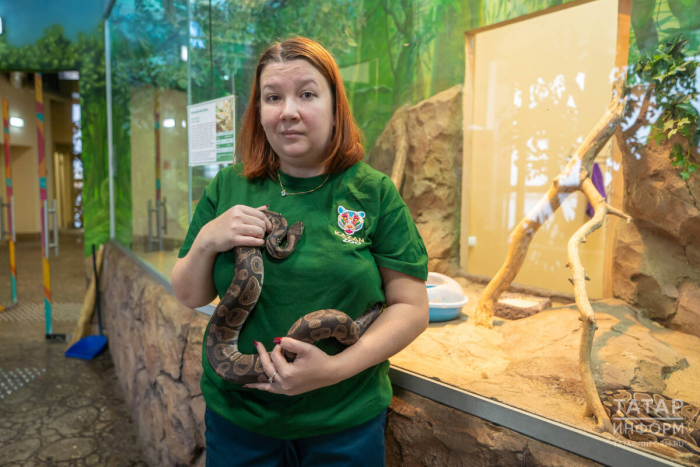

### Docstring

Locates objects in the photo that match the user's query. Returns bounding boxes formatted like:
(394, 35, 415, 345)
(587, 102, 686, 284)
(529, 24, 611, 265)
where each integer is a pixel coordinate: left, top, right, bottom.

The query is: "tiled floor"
(0, 235, 149, 466)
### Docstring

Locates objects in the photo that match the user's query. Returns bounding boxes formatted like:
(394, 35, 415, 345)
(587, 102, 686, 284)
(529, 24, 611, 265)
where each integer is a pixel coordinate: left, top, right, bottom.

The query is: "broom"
(66, 244, 105, 348)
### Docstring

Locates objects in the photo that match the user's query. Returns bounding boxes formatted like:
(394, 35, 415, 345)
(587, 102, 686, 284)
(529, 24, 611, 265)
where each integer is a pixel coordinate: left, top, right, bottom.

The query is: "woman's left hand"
(244, 338, 342, 396)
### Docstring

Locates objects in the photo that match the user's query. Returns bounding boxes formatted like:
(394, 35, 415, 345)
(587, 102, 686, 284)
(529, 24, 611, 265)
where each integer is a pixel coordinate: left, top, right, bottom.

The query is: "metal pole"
(105, 18, 116, 240)
(187, 0, 193, 224)
(10, 196, 15, 243)
(162, 196, 167, 235)
(147, 199, 153, 252)
(156, 200, 163, 251)
(52, 199, 59, 257)
(43, 200, 49, 259)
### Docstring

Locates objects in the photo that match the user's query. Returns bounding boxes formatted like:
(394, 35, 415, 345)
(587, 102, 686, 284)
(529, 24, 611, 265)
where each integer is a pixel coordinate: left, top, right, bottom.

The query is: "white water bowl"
(426, 272, 468, 322)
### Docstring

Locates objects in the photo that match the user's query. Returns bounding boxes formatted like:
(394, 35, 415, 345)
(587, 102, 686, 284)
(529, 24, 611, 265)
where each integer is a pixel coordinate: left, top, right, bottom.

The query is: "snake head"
(290, 221, 304, 237)
(265, 214, 304, 259)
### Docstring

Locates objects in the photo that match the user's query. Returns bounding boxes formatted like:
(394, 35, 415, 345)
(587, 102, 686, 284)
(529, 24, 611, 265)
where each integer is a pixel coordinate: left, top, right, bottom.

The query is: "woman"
(171, 36, 429, 466)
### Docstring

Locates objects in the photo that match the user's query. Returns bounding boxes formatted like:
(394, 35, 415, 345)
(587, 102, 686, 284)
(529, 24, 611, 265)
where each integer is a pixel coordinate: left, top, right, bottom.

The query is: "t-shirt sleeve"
(370, 177, 429, 281)
(178, 172, 220, 259)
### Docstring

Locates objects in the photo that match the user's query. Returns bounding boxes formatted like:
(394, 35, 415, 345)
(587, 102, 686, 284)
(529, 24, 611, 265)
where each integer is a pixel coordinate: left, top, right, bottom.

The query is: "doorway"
(0, 71, 85, 330)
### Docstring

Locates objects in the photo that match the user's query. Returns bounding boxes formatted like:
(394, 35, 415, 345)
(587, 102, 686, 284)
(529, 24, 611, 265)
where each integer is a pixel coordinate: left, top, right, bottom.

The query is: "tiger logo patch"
(337, 206, 365, 235)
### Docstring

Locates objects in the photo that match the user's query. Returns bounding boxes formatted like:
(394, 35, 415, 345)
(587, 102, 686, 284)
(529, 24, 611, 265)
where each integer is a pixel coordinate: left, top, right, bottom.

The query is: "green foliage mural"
(3, 0, 695, 260)
(0, 24, 111, 257)
(184, 0, 582, 154)
(628, 0, 700, 62)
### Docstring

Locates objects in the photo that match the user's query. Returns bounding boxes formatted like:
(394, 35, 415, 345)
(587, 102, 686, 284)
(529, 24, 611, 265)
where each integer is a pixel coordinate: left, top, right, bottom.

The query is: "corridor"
(0, 235, 149, 466)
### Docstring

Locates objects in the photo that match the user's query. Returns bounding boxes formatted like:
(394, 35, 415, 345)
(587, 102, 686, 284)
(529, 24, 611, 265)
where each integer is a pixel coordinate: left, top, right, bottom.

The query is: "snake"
(600, 388, 700, 456)
(205, 209, 385, 385)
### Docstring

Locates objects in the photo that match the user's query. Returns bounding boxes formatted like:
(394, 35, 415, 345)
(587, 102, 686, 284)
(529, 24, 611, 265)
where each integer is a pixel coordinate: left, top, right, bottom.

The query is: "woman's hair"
(237, 36, 364, 179)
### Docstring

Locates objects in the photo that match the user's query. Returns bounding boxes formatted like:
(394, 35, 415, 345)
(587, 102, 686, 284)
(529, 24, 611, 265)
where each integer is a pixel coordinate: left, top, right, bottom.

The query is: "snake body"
(600, 388, 700, 456)
(205, 210, 385, 385)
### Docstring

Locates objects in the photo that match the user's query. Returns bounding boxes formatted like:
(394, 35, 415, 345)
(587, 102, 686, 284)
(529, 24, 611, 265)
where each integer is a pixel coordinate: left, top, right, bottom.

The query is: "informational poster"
(187, 95, 236, 166)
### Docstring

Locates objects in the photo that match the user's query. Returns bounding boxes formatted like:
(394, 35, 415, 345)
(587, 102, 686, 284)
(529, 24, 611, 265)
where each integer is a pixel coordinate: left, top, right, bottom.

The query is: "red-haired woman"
(172, 36, 429, 466)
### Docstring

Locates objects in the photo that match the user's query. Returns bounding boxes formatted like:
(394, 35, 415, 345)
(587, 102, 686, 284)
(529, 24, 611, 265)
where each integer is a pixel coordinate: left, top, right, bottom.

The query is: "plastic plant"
(635, 35, 700, 180)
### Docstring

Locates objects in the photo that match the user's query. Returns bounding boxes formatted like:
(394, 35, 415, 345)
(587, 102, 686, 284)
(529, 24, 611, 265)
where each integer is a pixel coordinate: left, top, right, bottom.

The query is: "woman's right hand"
(198, 204, 273, 253)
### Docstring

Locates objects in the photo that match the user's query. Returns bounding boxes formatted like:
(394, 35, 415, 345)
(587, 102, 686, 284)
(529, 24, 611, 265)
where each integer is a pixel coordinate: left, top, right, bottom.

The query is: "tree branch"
(474, 76, 628, 328)
(387, 8, 406, 35)
(568, 178, 631, 433)
(381, 4, 397, 79)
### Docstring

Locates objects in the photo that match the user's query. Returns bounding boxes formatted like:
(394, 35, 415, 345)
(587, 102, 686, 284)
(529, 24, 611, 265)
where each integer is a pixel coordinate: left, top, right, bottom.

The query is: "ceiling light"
(163, 119, 175, 128)
(9, 117, 24, 128)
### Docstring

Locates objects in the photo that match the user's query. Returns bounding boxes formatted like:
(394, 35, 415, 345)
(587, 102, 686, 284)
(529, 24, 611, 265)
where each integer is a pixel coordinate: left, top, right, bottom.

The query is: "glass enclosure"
(107, 0, 700, 464)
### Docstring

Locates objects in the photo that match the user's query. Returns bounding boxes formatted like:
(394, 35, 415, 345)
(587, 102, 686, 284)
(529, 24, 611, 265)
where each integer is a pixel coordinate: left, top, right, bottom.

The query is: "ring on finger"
(268, 371, 278, 384)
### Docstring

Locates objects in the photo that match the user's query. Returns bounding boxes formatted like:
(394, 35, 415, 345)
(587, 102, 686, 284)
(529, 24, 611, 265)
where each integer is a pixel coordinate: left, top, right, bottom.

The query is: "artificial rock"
(614, 88, 700, 338)
(369, 85, 463, 274)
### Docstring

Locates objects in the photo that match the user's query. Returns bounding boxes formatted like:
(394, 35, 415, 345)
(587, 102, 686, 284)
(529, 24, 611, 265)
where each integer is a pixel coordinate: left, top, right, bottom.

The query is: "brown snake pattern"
(600, 388, 700, 456)
(205, 210, 385, 385)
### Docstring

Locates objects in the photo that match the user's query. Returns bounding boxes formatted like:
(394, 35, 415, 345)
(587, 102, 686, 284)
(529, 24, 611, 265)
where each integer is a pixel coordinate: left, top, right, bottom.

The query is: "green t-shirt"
(178, 161, 428, 439)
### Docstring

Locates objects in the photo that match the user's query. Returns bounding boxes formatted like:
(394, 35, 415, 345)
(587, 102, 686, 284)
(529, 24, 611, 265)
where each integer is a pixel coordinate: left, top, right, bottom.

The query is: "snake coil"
(205, 210, 384, 385)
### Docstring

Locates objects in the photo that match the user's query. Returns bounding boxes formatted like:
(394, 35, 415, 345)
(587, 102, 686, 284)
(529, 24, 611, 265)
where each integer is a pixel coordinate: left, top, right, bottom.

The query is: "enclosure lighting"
(181, 45, 188, 62)
(0, 17, 3, 35)
(9, 117, 24, 128)
(223, 75, 229, 81)
(163, 119, 175, 128)
(181, 120, 187, 128)
(59, 71, 79, 80)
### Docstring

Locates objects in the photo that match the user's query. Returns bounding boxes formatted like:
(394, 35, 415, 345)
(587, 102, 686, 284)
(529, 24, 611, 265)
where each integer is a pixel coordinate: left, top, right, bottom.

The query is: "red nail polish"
(254, 340, 259, 346)
(242, 385, 248, 388)
(273, 337, 282, 345)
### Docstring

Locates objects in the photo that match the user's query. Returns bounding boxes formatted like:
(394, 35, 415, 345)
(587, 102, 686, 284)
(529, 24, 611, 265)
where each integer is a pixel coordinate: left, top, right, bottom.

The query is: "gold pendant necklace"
(278, 172, 331, 197)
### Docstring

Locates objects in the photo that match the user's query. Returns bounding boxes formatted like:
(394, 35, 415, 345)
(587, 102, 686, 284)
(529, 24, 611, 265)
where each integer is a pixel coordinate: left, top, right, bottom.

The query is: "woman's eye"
(265, 95, 279, 102)
(301, 91, 315, 99)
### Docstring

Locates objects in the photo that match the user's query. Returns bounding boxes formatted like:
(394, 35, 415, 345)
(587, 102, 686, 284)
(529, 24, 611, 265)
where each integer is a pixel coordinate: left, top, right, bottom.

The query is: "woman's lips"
(281, 131, 303, 139)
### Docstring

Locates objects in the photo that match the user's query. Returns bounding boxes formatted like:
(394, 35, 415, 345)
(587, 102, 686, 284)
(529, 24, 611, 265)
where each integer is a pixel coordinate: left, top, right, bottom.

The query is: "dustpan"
(65, 244, 108, 360)
(65, 334, 107, 359)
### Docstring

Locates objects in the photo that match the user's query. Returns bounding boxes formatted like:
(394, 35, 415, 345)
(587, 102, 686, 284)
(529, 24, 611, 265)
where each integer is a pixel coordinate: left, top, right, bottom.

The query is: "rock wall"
(101, 244, 605, 466)
(613, 87, 700, 338)
(368, 85, 463, 274)
(101, 244, 209, 467)
(387, 388, 602, 467)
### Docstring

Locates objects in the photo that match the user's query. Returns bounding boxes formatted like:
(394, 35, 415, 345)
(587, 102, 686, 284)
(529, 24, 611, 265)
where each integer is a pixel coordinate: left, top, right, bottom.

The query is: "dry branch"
(474, 76, 628, 328)
(569, 178, 631, 433)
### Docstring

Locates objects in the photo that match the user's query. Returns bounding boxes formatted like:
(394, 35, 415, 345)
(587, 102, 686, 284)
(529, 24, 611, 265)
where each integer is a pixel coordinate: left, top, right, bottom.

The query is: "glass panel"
(466, 0, 619, 298)
(106, 0, 700, 462)
(109, 0, 189, 276)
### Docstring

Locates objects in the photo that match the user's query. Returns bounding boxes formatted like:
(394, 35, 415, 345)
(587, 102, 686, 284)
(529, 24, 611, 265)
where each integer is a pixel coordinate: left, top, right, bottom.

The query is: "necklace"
(278, 172, 331, 197)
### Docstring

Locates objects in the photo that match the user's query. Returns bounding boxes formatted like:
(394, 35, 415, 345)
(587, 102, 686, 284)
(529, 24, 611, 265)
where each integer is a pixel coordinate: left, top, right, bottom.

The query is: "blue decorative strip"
(156, 180, 161, 190)
(39, 177, 46, 189)
(3, 127, 8, 134)
(155, 122, 160, 129)
(5, 179, 10, 187)
(44, 298, 52, 334)
(37, 113, 44, 122)
(11, 276, 16, 303)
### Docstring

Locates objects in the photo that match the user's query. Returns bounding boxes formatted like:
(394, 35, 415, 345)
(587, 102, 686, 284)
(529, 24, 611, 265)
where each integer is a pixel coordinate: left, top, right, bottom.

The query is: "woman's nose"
(280, 99, 299, 120)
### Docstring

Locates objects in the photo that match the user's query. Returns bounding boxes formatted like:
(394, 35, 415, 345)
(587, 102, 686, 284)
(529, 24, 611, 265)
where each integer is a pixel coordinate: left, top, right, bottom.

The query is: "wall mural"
(0, 0, 697, 254)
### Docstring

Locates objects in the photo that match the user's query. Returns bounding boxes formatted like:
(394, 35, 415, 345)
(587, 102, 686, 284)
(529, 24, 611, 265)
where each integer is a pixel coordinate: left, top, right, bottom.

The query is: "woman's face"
(259, 59, 334, 174)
